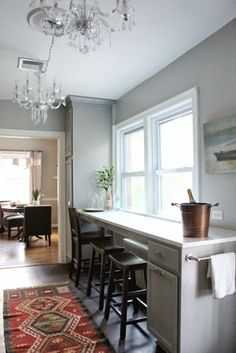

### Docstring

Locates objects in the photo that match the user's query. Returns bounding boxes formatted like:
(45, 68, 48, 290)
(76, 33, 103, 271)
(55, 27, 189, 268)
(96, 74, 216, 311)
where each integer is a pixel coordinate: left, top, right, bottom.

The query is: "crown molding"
(66, 95, 116, 107)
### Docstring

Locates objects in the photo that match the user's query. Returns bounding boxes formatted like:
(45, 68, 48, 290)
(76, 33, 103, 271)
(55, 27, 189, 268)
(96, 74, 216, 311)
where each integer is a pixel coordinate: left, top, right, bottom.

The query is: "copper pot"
(171, 202, 219, 238)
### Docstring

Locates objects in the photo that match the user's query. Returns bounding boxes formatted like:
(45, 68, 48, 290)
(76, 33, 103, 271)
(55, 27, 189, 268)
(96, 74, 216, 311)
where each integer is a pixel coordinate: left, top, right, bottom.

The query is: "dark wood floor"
(0, 229, 58, 268)
(0, 264, 162, 353)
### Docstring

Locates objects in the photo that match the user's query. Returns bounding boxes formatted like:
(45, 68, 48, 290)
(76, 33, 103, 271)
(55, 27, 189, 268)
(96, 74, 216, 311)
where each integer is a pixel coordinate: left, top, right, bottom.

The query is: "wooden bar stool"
(86, 239, 125, 310)
(104, 251, 147, 341)
(68, 207, 109, 286)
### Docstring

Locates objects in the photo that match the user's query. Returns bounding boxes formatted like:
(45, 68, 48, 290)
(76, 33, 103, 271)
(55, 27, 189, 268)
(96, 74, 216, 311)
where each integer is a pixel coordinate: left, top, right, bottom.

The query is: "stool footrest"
(126, 316, 147, 325)
(110, 304, 121, 317)
(111, 299, 133, 308)
(136, 297, 147, 309)
(90, 285, 102, 295)
(109, 303, 147, 325)
(111, 292, 122, 298)
(127, 288, 147, 297)
(90, 281, 109, 293)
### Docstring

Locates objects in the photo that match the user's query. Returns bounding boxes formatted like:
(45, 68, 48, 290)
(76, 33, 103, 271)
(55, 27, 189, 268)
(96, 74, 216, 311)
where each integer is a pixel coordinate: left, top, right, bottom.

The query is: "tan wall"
(0, 137, 58, 225)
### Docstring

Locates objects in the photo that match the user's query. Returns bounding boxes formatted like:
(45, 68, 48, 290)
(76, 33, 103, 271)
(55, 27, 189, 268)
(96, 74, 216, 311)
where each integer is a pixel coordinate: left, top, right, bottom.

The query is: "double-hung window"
(114, 88, 198, 221)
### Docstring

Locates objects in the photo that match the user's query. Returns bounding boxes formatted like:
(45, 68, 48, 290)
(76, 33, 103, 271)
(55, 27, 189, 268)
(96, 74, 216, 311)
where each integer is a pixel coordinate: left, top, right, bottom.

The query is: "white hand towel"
(208, 252, 235, 299)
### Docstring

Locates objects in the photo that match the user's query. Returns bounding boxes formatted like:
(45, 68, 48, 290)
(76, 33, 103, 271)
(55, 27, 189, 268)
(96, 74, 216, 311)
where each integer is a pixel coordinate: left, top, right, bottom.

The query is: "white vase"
(32, 200, 40, 206)
(104, 191, 112, 210)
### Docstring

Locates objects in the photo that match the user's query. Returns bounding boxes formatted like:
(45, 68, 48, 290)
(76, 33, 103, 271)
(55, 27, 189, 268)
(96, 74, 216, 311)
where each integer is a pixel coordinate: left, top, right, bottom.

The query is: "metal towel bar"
(185, 254, 211, 262)
(185, 253, 236, 262)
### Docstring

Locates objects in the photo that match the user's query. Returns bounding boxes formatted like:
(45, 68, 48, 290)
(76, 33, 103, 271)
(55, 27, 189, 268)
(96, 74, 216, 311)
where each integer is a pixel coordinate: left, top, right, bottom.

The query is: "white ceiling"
(0, 0, 235, 101)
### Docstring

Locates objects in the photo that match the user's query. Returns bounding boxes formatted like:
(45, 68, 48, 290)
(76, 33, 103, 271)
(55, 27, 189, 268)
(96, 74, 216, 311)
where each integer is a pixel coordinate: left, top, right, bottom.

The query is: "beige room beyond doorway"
(0, 136, 60, 268)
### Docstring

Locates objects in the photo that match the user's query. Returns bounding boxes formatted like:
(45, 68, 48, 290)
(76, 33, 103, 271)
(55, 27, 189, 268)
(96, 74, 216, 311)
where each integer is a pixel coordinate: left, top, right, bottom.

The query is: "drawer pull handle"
(156, 251, 164, 258)
(154, 268, 165, 276)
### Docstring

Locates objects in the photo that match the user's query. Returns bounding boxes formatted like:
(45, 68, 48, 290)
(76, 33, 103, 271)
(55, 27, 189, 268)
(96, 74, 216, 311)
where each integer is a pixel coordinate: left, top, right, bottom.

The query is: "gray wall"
(65, 97, 113, 260)
(71, 99, 113, 208)
(0, 99, 65, 131)
(116, 19, 236, 230)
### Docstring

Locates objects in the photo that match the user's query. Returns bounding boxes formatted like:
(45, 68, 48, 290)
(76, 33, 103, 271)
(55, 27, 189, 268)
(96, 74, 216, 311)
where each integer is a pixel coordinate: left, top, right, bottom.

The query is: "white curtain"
(29, 151, 42, 200)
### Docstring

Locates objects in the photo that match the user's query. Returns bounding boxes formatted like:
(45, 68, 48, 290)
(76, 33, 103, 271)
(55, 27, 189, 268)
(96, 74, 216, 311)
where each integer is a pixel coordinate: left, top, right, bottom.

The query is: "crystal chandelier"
(14, 70, 65, 125)
(13, 28, 65, 125)
(29, 0, 135, 54)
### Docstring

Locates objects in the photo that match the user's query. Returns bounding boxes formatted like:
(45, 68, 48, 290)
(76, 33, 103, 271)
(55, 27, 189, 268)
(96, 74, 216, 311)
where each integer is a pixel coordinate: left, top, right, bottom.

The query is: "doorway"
(0, 128, 66, 265)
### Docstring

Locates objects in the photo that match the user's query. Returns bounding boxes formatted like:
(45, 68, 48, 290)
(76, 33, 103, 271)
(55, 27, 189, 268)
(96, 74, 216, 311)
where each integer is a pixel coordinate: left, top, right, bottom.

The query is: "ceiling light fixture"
(13, 32, 65, 125)
(14, 65, 65, 125)
(28, 0, 135, 54)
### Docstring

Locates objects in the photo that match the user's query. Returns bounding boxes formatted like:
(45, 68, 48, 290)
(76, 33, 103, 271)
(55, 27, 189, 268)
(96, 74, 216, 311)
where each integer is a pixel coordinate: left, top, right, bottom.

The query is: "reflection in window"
(156, 112, 193, 219)
(124, 129, 144, 172)
(159, 114, 193, 169)
(122, 128, 145, 212)
(124, 176, 145, 212)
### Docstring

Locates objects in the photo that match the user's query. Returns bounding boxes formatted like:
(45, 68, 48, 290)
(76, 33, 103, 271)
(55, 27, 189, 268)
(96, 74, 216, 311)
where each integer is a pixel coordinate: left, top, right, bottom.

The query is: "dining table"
(2, 205, 26, 214)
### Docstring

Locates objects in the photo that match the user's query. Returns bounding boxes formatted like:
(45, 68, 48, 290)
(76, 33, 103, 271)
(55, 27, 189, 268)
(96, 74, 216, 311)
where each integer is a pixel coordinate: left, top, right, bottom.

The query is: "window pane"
(123, 176, 145, 212)
(125, 128, 144, 172)
(159, 113, 193, 169)
(0, 158, 30, 203)
(157, 172, 192, 220)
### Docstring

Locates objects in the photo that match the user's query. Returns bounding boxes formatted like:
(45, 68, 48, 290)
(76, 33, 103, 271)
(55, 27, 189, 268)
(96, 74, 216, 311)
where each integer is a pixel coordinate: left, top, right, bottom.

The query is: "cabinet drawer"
(148, 241, 179, 273)
(147, 263, 178, 353)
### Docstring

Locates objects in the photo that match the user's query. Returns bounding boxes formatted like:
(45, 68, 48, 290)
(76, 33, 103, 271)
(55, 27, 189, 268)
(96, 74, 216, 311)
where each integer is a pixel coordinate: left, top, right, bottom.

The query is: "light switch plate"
(212, 209, 223, 220)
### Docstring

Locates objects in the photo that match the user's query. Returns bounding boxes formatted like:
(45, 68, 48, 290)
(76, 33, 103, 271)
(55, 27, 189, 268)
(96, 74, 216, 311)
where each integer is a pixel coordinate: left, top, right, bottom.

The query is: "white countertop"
(78, 209, 236, 248)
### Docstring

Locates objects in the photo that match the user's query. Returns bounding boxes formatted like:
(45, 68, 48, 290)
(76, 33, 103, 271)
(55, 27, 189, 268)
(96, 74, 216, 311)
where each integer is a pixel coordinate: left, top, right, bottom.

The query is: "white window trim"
(113, 87, 199, 219)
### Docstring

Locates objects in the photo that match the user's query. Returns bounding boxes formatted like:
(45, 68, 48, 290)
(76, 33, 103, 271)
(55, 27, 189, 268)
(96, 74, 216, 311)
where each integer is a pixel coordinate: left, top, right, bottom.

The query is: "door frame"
(0, 128, 67, 263)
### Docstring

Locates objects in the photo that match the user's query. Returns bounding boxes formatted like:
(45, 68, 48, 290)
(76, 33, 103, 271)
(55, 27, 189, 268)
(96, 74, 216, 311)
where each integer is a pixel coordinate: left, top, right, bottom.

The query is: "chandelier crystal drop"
(14, 72, 65, 125)
(29, 0, 135, 54)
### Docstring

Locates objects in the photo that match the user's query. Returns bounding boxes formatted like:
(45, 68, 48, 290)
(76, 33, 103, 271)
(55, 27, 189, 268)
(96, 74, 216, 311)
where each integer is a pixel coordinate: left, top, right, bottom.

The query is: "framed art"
(203, 115, 236, 174)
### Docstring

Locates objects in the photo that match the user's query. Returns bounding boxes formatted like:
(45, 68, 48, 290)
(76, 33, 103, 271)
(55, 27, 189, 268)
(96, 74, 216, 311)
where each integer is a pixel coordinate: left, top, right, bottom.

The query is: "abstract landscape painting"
(204, 115, 236, 174)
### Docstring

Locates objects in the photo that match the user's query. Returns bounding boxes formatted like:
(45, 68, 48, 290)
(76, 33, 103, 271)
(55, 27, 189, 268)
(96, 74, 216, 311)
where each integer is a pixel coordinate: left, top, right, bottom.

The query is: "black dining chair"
(23, 205, 52, 247)
(0, 205, 24, 240)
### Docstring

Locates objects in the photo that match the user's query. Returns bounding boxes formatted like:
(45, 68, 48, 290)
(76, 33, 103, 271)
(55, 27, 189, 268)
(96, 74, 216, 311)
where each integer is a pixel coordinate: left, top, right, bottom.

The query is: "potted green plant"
(95, 166, 115, 210)
(32, 189, 44, 205)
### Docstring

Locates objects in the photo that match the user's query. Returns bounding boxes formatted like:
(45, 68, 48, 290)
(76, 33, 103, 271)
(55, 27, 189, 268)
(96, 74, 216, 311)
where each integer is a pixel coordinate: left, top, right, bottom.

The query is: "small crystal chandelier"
(13, 31, 65, 125)
(14, 72, 65, 125)
(28, 0, 135, 54)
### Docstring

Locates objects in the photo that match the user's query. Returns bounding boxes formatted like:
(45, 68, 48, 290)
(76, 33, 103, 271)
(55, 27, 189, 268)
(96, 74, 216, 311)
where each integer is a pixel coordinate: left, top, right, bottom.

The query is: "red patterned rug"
(3, 283, 113, 353)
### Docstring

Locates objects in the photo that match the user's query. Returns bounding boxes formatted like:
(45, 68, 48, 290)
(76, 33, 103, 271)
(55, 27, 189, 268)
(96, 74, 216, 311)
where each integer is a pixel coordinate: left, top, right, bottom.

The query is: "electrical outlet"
(211, 209, 223, 220)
